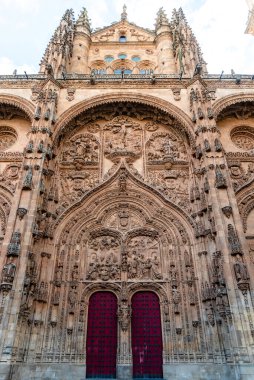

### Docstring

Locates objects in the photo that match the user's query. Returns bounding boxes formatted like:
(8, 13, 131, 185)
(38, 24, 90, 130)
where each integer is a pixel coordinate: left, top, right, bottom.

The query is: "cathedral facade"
(0, 6, 254, 380)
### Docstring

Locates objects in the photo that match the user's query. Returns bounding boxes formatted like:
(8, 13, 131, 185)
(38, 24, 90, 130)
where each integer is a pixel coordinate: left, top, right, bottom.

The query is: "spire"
(121, 4, 127, 21)
(76, 7, 91, 32)
(155, 7, 169, 30)
(171, 7, 207, 75)
(39, 9, 75, 76)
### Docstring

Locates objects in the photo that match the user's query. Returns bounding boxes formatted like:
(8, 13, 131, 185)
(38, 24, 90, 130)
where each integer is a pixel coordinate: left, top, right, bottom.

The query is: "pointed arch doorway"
(86, 292, 118, 378)
(131, 292, 163, 379)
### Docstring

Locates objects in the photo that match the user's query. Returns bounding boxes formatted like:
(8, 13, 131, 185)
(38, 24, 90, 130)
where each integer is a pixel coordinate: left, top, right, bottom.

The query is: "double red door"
(86, 291, 163, 379)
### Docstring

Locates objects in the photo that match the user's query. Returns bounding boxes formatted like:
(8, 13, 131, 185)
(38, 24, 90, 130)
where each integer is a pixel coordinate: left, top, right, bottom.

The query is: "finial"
(121, 4, 127, 21)
(77, 7, 91, 31)
(155, 7, 169, 30)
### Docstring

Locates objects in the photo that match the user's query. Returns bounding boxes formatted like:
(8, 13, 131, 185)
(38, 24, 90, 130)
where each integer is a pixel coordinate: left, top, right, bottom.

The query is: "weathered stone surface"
(0, 4, 253, 380)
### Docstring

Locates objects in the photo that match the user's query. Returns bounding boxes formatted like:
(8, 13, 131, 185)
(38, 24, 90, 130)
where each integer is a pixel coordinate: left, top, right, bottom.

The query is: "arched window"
(86, 292, 117, 378)
(140, 68, 153, 75)
(104, 55, 114, 63)
(119, 35, 127, 42)
(132, 56, 141, 62)
(114, 69, 132, 75)
(92, 68, 106, 75)
(131, 292, 163, 379)
(118, 53, 127, 60)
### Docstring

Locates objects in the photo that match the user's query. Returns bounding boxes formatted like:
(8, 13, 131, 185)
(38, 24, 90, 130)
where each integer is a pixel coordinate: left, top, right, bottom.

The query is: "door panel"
(86, 292, 117, 378)
(132, 292, 163, 379)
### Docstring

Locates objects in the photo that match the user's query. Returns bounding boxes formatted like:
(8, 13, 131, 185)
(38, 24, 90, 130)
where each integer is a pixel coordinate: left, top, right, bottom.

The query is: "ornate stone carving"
(172, 288, 181, 314)
(215, 165, 227, 189)
(17, 208, 27, 220)
(231, 126, 254, 151)
(35, 282, 49, 303)
(1, 258, 16, 290)
(104, 116, 142, 162)
(61, 133, 99, 167)
(66, 88, 76, 101)
(147, 167, 189, 208)
(127, 235, 162, 280)
(0, 126, 17, 151)
(234, 255, 250, 291)
(222, 206, 232, 218)
(118, 283, 131, 332)
(228, 224, 242, 255)
(7, 232, 21, 257)
(146, 132, 187, 164)
(87, 235, 121, 281)
(22, 167, 33, 190)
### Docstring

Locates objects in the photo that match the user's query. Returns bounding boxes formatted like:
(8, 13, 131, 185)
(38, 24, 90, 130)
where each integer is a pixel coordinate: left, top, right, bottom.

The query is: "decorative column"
(0, 76, 59, 364)
(188, 76, 254, 363)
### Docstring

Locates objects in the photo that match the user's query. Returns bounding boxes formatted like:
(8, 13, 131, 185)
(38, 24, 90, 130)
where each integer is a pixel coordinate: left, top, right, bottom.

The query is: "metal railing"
(0, 73, 253, 82)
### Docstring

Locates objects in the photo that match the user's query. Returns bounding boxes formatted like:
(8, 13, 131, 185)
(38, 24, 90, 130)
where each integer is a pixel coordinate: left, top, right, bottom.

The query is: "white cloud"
(0, 57, 36, 75)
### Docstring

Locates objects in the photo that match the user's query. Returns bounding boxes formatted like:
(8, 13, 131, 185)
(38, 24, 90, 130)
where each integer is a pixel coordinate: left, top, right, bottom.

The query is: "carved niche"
(103, 116, 142, 162)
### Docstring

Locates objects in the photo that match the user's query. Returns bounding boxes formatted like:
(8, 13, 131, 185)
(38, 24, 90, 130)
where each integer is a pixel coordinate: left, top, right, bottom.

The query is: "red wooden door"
(132, 292, 163, 379)
(86, 292, 117, 378)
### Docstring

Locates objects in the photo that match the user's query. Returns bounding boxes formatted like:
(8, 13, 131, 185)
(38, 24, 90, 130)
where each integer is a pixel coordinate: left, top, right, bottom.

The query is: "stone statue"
(2, 259, 16, 283)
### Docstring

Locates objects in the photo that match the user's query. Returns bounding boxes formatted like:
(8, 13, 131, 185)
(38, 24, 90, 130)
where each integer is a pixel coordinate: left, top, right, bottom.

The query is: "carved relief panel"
(86, 234, 121, 281)
(55, 107, 191, 216)
(126, 234, 162, 280)
(103, 116, 142, 163)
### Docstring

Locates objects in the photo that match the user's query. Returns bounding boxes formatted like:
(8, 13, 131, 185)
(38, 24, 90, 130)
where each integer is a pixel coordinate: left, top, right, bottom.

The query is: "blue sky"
(0, 0, 253, 74)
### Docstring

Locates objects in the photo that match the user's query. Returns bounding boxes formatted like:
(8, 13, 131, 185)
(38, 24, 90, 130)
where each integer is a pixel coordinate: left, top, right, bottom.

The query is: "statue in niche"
(172, 288, 181, 314)
(68, 287, 77, 312)
(234, 255, 249, 283)
(169, 263, 178, 288)
(71, 265, 79, 282)
(118, 302, 131, 331)
(2, 258, 16, 283)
